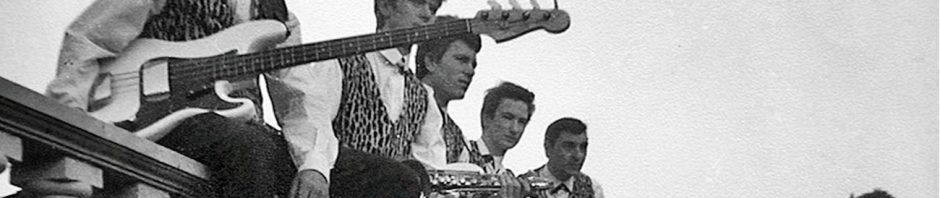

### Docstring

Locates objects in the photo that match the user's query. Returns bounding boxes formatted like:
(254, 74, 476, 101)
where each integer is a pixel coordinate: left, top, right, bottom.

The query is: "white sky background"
(1, 0, 938, 197)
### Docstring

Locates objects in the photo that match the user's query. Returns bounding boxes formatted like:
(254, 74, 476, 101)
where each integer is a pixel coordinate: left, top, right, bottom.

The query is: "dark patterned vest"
(467, 140, 491, 170)
(137, 0, 285, 123)
(332, 54, 428, 160)
(139, 0, 234, 42)
(441, 110, 468, 163)
(520, 167, 596, 198)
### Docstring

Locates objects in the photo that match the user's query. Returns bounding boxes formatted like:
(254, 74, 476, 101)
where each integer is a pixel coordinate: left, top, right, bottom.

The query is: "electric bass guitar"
(85, 9, 569, 137)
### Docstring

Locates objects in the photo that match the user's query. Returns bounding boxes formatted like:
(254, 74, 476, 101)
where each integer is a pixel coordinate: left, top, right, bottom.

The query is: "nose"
(509, 121, 525, 135)
(571, 148, 586, 162)
(463, 62, 476, 78)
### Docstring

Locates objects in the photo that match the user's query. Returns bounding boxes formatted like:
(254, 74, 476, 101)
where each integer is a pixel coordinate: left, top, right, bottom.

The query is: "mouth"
(565, 164, 582, 171)
(503, 136, 518, 145)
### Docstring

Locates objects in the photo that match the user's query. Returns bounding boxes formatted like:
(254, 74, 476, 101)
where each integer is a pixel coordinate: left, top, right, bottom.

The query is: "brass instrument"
(428, 169, 553, 197)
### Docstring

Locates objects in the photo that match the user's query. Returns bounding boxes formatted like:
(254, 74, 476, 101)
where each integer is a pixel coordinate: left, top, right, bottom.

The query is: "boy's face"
(424, 40, 477, 101)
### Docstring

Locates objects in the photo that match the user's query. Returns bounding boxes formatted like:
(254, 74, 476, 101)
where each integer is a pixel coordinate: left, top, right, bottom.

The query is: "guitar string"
(103, 17, 464, 85)
(165, 20, 463, 77)
(102, 12, 556, 98)
(167, 19, 471, 83)
(102, 10, 557, 91)
(102, 16, 476, 92)
(168, 19, 468, 81)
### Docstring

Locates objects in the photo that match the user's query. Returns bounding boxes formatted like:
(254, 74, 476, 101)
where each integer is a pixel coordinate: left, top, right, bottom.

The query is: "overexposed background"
(1, 0, 937, 197)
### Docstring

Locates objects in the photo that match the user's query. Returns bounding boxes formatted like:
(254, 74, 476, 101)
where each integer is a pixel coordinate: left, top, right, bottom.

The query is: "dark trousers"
(330, 147, 427, 198)
(157, 113, 295, 198)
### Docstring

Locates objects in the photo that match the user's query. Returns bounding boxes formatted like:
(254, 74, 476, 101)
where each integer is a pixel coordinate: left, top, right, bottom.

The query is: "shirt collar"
(538, 165, 576, 190)
(475, 139, 506, 172)
(474, 138, 492, 156)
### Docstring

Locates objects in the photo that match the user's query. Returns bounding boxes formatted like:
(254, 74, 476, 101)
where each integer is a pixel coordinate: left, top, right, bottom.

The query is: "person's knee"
(222, 123, 276, 147)
(330, 151, 424, 197)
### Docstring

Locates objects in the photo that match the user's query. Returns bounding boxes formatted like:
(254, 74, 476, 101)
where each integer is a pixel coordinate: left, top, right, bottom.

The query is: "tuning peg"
(531, 0, 541, 10)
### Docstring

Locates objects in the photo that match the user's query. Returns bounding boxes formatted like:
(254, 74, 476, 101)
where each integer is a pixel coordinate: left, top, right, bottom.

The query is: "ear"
(479, 113, 491, 129)
(544, 141, 552, 158)
(423, 55, 440, 72)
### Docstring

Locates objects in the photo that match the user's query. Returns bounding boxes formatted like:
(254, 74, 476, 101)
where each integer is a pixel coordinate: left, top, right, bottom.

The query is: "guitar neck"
(177, 19, 473, 81)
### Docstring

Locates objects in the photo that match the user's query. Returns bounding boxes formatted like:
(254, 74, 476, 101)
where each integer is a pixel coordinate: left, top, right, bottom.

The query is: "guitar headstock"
(470, 9, 570, 43)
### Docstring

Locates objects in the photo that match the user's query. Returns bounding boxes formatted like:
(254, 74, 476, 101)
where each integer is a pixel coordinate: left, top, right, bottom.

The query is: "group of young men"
(42, 0, 603, 197)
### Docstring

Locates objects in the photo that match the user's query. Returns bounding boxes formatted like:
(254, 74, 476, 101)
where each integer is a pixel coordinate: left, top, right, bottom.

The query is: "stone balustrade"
(0, 77, 212, 198)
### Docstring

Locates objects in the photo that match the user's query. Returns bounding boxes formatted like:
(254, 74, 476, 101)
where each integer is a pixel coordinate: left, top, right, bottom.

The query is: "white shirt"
(475, 138, 507, 174)
(270, 48, 446, 180)
(454, 138, 509, 174)
(534, 166, 605, 198)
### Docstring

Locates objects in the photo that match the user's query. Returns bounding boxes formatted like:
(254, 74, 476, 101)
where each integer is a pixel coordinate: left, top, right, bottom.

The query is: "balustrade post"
(105, 182, 171, 198)
(0, 131, 22, 169)
(10, 148, 102, 198)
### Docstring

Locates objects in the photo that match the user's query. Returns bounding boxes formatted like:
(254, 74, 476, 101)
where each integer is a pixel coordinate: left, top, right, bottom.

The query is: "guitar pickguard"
(141, 58, 171, 102)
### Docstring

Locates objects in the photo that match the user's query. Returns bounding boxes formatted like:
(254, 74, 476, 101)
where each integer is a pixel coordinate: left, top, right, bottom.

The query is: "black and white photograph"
(0, 0, 936, 197)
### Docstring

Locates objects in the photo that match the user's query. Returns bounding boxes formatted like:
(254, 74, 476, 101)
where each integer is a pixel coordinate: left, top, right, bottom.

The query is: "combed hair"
(544, 117, 587, 147)
(480, 82, 535, 120)
(415, 15, 482, 79)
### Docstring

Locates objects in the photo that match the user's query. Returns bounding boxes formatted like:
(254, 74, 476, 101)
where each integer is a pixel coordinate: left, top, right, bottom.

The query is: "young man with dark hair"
(520, 117, 604, 198)
(441, 82, 535, 197)
(464, 82, 535, 174)
(415, 15, 483, 164)
(271, 0, 450, 197)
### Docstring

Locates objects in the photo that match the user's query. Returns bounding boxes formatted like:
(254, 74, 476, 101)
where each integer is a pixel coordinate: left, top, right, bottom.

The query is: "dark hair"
(480, 82, 535, 120)
(544, 117, 587, 147)
(374, 0, 445, 29)
(415, 16, 482, 79)
(853, 189, 894, 198)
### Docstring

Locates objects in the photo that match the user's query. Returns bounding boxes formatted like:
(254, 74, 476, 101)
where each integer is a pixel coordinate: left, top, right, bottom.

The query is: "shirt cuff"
(297, 153, 333, 181)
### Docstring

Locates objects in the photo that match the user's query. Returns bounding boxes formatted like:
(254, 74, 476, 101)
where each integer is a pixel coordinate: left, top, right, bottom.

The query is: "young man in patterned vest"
(417, 15, 539, 196)
(520, 118, 604, 198)
(463, 82, 535, 175)
(270, 0, 448, 197)
(46, 0, 299, 197)
(462, 82, 536, 197)
(415, 15, 482, 165)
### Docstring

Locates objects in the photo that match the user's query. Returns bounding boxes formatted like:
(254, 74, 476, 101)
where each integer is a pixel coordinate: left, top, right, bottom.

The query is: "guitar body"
(87, 20, 289, 134)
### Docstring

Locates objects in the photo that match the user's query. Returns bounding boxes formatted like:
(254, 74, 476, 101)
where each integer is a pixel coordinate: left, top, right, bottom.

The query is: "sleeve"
(272, 12, 302, 48)
(45, 0, 165, 109)
(265, 12, 342, 180)
(411, 84, 447, 169)
(592, 177, 604, 198)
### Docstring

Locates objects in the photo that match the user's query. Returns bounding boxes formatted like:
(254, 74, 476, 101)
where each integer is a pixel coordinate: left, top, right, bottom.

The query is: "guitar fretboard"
(169, 19, 473, 82)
